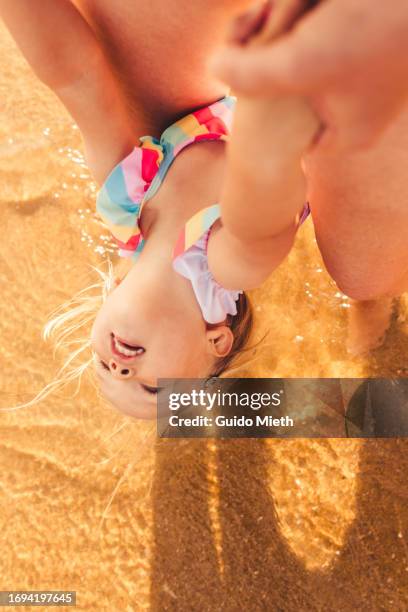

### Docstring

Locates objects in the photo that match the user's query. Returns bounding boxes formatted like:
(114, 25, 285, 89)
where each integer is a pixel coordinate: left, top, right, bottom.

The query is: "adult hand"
(213, 0, 408, 149)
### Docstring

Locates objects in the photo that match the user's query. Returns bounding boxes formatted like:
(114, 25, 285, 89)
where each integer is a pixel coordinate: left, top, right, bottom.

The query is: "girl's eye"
(100, 360, 110, 370)
(141, 384, 159, 395)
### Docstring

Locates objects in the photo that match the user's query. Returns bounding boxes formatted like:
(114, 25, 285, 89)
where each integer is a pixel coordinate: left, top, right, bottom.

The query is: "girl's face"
(91, 263, 234, 419)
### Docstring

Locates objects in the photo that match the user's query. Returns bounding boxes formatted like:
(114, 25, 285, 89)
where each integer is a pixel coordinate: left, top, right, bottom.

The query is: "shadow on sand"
(150, 433, 408, 611)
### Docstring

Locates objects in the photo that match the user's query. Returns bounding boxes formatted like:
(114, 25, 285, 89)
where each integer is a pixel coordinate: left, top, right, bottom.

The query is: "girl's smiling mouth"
(110, 333, 145, 360)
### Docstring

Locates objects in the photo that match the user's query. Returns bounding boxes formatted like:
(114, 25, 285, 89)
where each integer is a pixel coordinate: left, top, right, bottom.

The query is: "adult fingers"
(211, 0, 339, 96)
(225, 1, 273, 45)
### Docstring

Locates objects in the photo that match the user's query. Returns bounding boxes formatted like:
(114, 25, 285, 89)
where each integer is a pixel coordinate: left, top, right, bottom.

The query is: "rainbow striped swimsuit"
(96, 96, 236, 261)
(96, 95, 310, 260)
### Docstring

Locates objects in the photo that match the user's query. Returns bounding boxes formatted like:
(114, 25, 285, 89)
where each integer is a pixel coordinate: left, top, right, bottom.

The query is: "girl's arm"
(208, 0, 320, 290)
(0, 0, 134, 183)
(208, 94, 319, 289)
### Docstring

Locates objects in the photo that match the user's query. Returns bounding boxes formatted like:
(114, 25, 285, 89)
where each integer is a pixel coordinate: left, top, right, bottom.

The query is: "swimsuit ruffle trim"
(173, 231, 242, 324)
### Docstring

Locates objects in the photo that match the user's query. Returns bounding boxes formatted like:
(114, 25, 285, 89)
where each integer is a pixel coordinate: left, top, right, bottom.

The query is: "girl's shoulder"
(95, 96, 236, 261)
(172, 205, 243, 324)
(173, 204, 221, 260)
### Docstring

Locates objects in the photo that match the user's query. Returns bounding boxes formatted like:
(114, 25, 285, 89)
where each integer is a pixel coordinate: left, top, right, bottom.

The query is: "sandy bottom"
(0, 25, 407, 611)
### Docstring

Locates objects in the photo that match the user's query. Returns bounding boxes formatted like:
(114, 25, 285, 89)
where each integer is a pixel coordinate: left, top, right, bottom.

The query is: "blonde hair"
(0, 263, 112, 413)
(1, 261, 255, 412)
(46, 261, 255, 381)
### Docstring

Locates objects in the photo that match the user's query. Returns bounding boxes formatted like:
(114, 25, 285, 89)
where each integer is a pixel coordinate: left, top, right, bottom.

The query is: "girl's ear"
(206, 326, 234, 358)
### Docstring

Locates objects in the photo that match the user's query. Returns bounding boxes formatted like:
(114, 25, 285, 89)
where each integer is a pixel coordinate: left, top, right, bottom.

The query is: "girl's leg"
(0, 0, 136, 183)
(304, 103, 408, 301)
(73, 0, 256, 133)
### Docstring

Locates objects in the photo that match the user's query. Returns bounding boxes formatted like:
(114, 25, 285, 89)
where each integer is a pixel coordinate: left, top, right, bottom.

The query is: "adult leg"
(304, 103, 408, 301)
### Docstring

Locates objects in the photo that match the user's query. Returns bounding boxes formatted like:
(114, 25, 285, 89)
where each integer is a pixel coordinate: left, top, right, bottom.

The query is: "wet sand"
(0, 25, 407, 611)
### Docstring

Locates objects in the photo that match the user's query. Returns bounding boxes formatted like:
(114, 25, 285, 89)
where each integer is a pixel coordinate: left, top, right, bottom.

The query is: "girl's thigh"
(73, 0, 254, 131)
(304, 104, 408, 300)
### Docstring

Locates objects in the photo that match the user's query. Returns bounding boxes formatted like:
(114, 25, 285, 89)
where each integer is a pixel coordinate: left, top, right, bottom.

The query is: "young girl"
(2, 1, 403, 421)
(0, 0, 323, 419)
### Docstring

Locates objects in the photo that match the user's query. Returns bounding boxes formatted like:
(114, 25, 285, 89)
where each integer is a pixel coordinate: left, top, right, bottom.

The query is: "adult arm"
(213, 0, 408, 149)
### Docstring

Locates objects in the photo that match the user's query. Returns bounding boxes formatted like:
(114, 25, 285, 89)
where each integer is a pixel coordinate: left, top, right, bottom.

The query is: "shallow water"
(1, 25, 407, 611)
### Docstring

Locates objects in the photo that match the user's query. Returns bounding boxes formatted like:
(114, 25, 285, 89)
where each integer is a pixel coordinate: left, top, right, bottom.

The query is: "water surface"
(1, 25, 407, 611)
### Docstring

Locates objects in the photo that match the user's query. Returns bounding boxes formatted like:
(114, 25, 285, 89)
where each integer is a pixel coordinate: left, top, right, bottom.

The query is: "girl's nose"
(108, 358, 135, 380)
